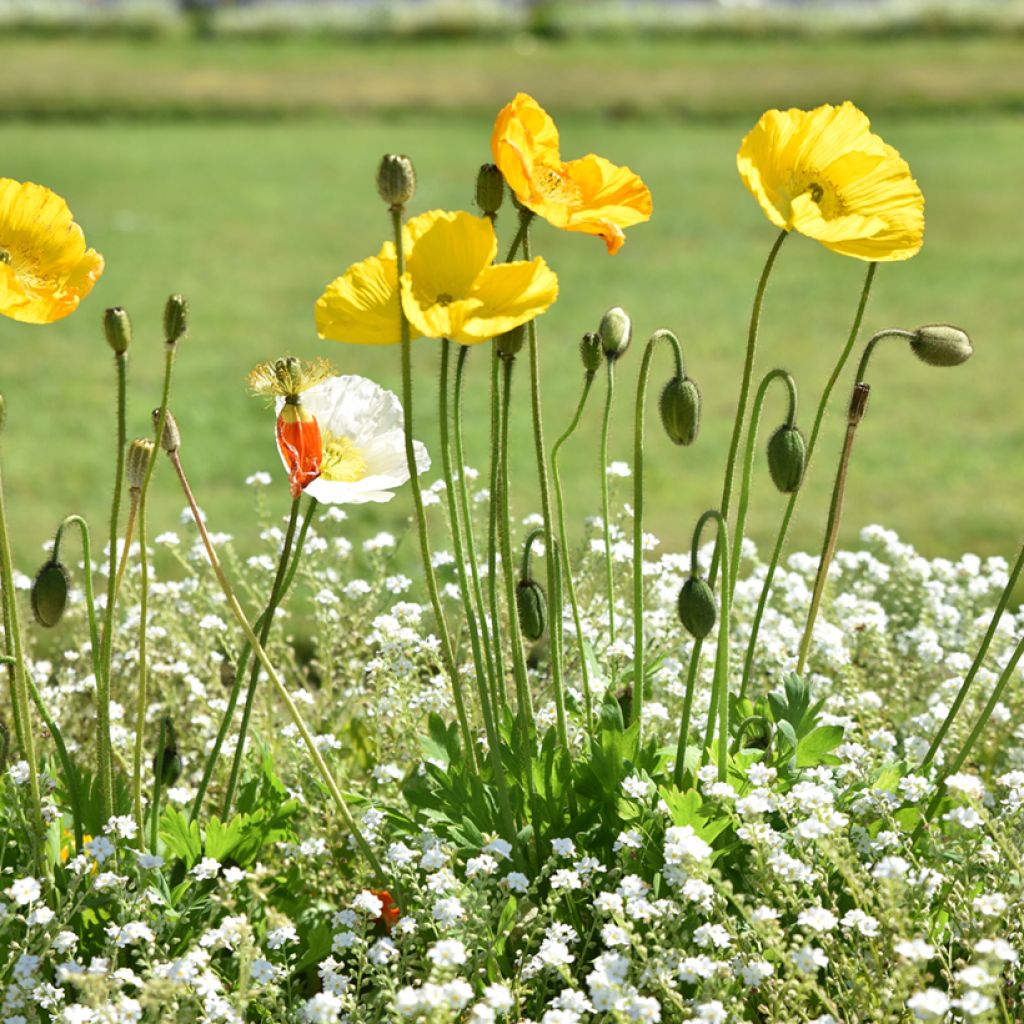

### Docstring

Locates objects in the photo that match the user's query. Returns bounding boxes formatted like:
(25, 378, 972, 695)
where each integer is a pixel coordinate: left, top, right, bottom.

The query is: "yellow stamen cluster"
(320, 433, 368, 483)
(247, 357, 334, 400)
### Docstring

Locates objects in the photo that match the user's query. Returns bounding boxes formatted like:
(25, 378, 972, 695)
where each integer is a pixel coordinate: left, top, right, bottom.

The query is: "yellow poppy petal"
(316, 249, 413, 346)
(455, 257, 559, 344)
(491, 92, 562, 204)
(404, 210, 498, 305)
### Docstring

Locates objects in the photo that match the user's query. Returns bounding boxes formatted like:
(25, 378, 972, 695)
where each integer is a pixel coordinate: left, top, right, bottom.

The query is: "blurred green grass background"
(1, 32, 1022, 573)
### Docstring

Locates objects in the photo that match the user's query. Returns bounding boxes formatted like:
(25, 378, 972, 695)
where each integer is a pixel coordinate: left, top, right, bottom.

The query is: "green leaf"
(795, 725, 844, 767)
(160, 807, 202, 868)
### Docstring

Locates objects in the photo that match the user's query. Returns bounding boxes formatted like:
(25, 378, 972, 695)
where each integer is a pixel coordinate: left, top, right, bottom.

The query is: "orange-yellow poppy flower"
(491, 92, 652, 255)
(737, 102, 924, 262)
(315, 209, 558, 346)
(0, 178, 104, 323)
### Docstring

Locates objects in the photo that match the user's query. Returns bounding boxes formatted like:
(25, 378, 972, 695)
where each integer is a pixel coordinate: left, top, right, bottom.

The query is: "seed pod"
(579, 332, 603, 374)
(599, 306, 632, 361)
(475, 163, 505, 216)
(376, 154, 416, 208)
(910, 324, 973, 367)
(153, 717, 182, 788)
(32, 560, 70, 628)
(516, 579, 547, 642)
(126, 438, 154, 491)
(766, 424, 807, 494)
(677, 576, 716, 640)
(496, 324, 526, 359)
(659, 375, 701, 446)
(164, 294, 189, 345)
(103, 307, 132, 355)
(153, 408, 181, 454)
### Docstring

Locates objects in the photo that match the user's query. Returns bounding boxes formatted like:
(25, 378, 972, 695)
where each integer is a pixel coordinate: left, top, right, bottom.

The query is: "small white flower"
(191, 857, 221, 881)
(10, 877, 41, 905)
(907, 988, 951, 1020)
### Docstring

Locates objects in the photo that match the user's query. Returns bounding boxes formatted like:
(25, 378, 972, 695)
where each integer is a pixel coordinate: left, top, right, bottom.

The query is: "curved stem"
(729, 368, 798, 607)
(853, 328, 916, 385)
(599, 358, 617, 649)
(131, 487, 151, 845)
(740, 263, 876, 693)
(633, 330, 686, 735)
(169, 451, 386, 881)
(551, 371, 596, 731)
(222, 495, 302, 818)
(391, 205, 477, 770)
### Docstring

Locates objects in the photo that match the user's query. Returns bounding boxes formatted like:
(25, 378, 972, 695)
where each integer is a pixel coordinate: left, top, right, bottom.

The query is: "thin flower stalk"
(150, 716, 169, 854)
(390, 205, 478, 771)
(486, 347, 508, 711)
(167, 447, 386, 882)
(599, 357, 617, 648)
(551, 369, 597, 731)
(111, 492, 139, 607)
(741, 263, 876, 691)
(674, 639, 704, 788)
(632, 329, 686, 735)
(131, 484, 151, 845)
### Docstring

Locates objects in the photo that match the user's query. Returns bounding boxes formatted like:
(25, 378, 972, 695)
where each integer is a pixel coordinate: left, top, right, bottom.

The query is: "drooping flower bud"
(103, 307, 132, 355)
(475, 163, 505, 217)
(496, 324, 526, 360)
(678, 576, 716, 640)
(766, 425, 806, 494)
(164, 294, 189, 345)
(579, 332, 603, 374)
(376, 154, 416, 208)
(153, 717, 182, 788)
(910, 324, 973, 367)
(31, 559, 70, 628)
(599, 306, 632, 361)
(659, 375, 701, 446)
(153, 408, 181, 453)
(277, 401, 322, 498)
(516, 578, 548, 642)
(126, 438, 154, 491)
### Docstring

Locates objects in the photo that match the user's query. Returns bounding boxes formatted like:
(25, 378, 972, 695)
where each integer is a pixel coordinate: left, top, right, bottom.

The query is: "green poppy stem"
(485, 347, 508, 710)
(131, 486, 151, 845)
(674, 637, 704, 788)
(150, 716, 168, 854)
(599, 357, 617, 650)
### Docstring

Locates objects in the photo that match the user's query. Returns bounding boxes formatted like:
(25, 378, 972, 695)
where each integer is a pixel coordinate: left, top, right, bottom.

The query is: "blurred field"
(1, 34, 1023, 574)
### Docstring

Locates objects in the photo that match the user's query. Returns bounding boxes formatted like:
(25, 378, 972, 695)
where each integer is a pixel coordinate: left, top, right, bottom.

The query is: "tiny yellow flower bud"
(910, 324, 973, 367)
(376, 154, 417, 208)
(32, 559, 70, 628)
(659, 376, 701, 447)
(153, 408, 181, 453)
(475, 163, 505, 216)
(164, 294, 189, 345)
(579, 332, 603, 374)
(678, 576, 716, 640)
(599, 306, 632, 361)
(516, 579, 547, 642)
(496, 324, 526, 359)
(126, 438, 155, 490)
(103, 307, 132, 355)
(766, 425, 807, 494)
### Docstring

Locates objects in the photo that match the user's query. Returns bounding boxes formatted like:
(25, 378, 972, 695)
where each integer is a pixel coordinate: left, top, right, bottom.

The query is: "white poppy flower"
(274, 374, 429, 504)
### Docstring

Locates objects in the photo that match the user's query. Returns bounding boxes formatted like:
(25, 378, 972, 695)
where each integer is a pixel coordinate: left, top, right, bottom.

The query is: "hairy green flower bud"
(376, 154, 416, 208)
(103, 307, 132, 355)
(126, 438, 154, 491)
(659, 375, 701, 446)
(516, 578, 548, 642)
(476, 163, 505, 216)
(153, 717, 182, 788)
(678, 576, 716, 640)
(496, 324, 526, 359)
(599, 306, 632, 361)
(579, 332, 603, 374)
(910, 324, 973, 367)
(31, 559, 70, 628)
(164, 294, 189, 345)
(766, 424, 807, 494)
(153, 408, 180, 453)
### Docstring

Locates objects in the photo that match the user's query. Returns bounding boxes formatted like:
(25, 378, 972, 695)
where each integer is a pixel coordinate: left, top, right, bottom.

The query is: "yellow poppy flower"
(491, 92, 652, 255)
(0, 178, 104, 324)
(315, 209, 558, 346)
(737, 102, 924, 262)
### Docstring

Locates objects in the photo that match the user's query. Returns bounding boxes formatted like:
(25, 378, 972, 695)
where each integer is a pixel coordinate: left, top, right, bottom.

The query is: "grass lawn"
(1, 35, 1022, 575)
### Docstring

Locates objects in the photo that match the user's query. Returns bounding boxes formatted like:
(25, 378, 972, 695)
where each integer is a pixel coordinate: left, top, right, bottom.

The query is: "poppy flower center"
(436, 293, 454, 306)
(320, 432, 368, 483)
(0, 246, 11, 265)
(537, 162, 582, 207)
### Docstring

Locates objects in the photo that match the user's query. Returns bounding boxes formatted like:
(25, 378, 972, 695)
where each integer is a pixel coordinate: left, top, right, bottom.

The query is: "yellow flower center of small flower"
(320, 432, 368, 483)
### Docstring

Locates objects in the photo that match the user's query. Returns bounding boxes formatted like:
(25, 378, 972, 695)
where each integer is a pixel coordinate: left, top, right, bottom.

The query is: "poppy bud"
(678, 576, 716, 640)
(32, 559, 70, 628)
(153, 717, 182, 788)
(153, 409, 181, 454)
(766, 425, 806, 494)
(599, 306, 632, 361)
(164, 294, 189, 345)
(126, 438, 154, 491)
(516, 578, 547, 642)
(659, 375, 701, 446)
(910, 324, 973, 367)
(220, 659, 236, 690)
(476, 163, 505, 216)
(496, 324, 526, 360)
(277, 402, 322, 498)
(376, 154, 416, 208)
(103, 307, 132, 355)
(579, 332, 603, 374)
